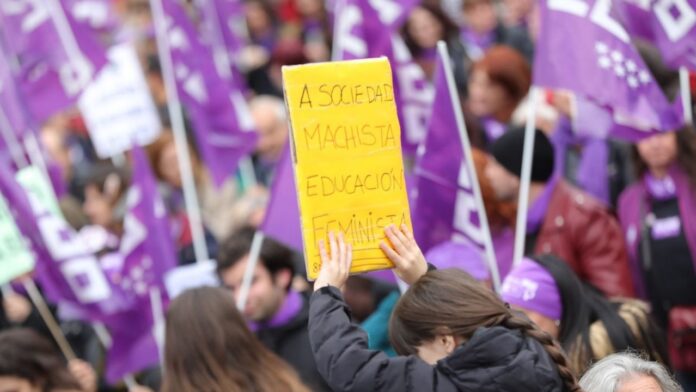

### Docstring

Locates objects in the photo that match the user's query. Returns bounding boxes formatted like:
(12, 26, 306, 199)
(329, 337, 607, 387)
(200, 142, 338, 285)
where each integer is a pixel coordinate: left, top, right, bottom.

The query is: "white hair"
(579, 352, 682, 392)
(249, 95, 287, 123)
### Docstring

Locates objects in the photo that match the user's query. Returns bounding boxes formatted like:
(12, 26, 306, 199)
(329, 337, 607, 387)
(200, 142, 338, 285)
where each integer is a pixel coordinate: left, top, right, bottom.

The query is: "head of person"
(485, 127, 555, 203)
(0, 329, 83, 392)
(579, 352, 682, 392)
(389, 269, 580, 391)
(162, 287, 308, 392)
(147, 130, 204, 189)
(245, 0, 277, 38)
(217, 227, 295, 322)
(403, 4, 458, 55)
(468, 46, 531, 122)
(295, 0, 324, 20)
(82, 163, 130, 231)
(633, 127, 696, 185)
(502, 0, 535, 27)
(461, 0, 499, 34)
(250, 96, 288, 163)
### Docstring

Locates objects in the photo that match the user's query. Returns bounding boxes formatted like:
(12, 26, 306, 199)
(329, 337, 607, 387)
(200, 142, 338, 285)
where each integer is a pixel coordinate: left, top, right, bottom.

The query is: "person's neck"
(649, 165, 671, 179)
(527, 182, 546, 206)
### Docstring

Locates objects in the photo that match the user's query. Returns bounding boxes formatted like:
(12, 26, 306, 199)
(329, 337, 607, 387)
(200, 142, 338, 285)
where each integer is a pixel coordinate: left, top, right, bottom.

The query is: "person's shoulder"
(553, 180, 608, 214)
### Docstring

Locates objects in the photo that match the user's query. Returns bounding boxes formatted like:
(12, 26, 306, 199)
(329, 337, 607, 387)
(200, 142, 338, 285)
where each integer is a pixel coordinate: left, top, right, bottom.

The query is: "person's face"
(220, 256, 291, 322)
(158, 141, 182, 188)
(617, 375, 663, 392)
(0, 377, 39, 392)
(296, 0, 322, 18)
(407, 7, 443, 50)
(503, 0, 534, 25)
(484, 159, 520, 202)
(468, 69, 510, 118)
(516, 307, 560, 338)
(462, 0, 498, 34)
(416, 334, 457, 365)
(252, 106, 288, 162)
(246, 2, 271, 36)
(83, 185, 114, 228)
(636, 132, 678, 173)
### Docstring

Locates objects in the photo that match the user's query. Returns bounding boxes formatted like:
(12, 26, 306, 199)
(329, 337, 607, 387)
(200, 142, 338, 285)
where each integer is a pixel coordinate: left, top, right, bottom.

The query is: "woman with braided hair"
(308, 225, 581, 392)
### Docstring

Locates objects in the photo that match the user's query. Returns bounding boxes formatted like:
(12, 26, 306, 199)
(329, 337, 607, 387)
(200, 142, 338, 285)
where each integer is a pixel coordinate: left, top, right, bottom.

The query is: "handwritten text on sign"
(283, 58, 412, 280)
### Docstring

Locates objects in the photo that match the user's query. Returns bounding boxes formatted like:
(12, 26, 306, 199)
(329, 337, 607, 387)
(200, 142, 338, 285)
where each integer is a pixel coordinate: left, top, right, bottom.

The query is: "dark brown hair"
(389, 269, 581, 392)
(402, 3, 459, 56)
(161, 286, 309, 392)
(471, 45, 531, 122)
(632, 126, 696, 188)
(0, 328, 83, 391)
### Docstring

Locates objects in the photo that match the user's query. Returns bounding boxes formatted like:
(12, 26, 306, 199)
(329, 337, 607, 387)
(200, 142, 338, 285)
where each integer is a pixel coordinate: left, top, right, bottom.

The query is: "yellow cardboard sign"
(283, 58, 412, 280)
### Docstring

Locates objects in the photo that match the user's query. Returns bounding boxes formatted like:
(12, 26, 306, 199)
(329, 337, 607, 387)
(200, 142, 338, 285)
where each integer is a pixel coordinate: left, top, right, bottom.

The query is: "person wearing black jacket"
(308, 226, 581, 392)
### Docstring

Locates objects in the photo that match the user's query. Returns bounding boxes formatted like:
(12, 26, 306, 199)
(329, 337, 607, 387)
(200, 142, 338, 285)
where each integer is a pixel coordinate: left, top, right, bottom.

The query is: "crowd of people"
(1, 0, 695, 391)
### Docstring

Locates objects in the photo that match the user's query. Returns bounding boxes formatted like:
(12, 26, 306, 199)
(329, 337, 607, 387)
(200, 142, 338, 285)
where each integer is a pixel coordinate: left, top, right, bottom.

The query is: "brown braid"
(503, 314, 583, 392)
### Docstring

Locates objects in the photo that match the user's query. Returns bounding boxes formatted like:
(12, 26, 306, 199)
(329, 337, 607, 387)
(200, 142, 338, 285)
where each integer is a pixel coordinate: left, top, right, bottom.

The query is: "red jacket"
(534, 181, 635, 298)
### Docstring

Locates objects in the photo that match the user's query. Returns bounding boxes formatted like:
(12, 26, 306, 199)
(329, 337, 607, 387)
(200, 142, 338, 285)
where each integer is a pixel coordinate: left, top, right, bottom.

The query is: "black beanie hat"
(490, 126, 555, 182)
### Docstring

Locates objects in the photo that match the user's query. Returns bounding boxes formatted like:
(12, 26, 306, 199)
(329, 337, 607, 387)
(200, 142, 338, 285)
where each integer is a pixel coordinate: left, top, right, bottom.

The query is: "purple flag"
(194, 0, 248, 77)
(260, 145, 302, 251)
(534, 0, 684, 139)
(162, 0, 258, 187)
(614, 0, 696, 70)
(333, 0, 432, 154)
(0, 0, 107, 123)
(412, 48, 487, 255)
(0, 51, 28, 140)
(104, 146, 177, 383)
(0, 165, 131, 320)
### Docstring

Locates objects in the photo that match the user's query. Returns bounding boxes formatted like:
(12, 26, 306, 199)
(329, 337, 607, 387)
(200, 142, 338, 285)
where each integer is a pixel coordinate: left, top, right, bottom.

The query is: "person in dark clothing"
(217, 227, 329, 391)
(308, 227, 581, 392)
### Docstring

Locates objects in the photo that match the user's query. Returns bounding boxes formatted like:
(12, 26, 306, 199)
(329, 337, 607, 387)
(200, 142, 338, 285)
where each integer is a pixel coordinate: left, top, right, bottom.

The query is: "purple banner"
(162, 0, 258, 187)
(104, 146, 177, 383)
(534, 0, 684, 139)
(0, 0, 107, 123)
(614, 0, 696, 70)
(194, 0, 248, 81)
(333, 0, 432, 154)
(412, 48, 486, 254)
(260, 144, 302, 251)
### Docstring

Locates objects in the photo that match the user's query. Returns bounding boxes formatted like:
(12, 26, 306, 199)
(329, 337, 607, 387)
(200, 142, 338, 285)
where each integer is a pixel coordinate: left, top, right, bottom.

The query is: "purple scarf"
(618, 165, 696, 299)
(527, 175, 560, 233)
(249, 290, 303, 332)
(483, 117, 507, 142)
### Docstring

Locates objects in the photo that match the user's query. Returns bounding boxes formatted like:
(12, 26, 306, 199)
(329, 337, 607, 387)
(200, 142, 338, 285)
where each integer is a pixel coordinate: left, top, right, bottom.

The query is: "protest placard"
(283, 57, 412, 280)
(0, 194, 34, 285)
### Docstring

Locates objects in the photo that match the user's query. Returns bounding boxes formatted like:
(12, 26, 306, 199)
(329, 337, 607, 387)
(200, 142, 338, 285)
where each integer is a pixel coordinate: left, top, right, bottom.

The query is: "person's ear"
(274, 268, 292, 291)
(441, 334, 457, 355)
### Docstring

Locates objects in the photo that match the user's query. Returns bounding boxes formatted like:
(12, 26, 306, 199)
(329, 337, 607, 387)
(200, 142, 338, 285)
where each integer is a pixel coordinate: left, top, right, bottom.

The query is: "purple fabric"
(333, 0, 430, 155)
(260, 144, 302, 251)
(104, 146, 178, 383)
(0, 0, 107, 123)
(249, 290, 303, 331)
(526, 175, 559, 233)
(460, 28, 496, 58)
(618, 164, 696, 299)
(482, 117, 507, 142)
(614, 0, 696, 70)
(534, 0, 684, 140)
(575, 139, 610, 206)
(163, 0, 258, 187)
(492, 227, 515, 279)
(425, 240, 489, 281)
(501, 257, 563, 321)
(412, 47, 489, 268)
(0, 51, 28, 140)
(644, 173, 678, 201)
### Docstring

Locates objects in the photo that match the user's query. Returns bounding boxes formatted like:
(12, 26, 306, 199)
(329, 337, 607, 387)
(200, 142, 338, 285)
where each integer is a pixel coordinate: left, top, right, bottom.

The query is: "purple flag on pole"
(162, 0, 258, 187)
(0, 51, 28, 140)
(333, 0, 432, 154)
(614, 0, 696, 70)
(534, 0, 684, 139)
(260, 144, 302, 251)
(0, 0, 107, 123)
(412, 49, 487, 256)
(194, 0, 248, 72)
(104, 146, 177, 383)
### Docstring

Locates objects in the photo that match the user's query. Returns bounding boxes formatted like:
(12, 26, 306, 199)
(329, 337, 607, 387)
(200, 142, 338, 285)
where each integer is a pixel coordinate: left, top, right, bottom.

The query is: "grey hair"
(249, 95, 287, 123)
(579, 352, 682, 392)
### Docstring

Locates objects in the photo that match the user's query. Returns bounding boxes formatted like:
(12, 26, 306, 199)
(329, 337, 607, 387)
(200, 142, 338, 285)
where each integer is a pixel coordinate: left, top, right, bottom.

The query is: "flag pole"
(680, 67, 693, 126)
(149, 287, 166, 366)
(437, 42, 501, 292)
(22, 279, 77, 361)
(512, 87, 540, 267)
(149, 0, 210, 263)
(236, 231, 265, 311)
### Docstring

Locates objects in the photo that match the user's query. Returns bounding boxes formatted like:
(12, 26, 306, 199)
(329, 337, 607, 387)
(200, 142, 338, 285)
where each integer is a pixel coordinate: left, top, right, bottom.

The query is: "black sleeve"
(308, 286, 438, 392)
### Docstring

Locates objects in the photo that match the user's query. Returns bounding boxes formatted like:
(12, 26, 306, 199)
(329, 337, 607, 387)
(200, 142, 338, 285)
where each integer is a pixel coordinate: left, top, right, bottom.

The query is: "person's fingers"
(328, 231, 338, 262)
(401, 224, 416, 243)
(391, 224, 412, 248)
(385, 225, 408, 255)
(318, 239, 330, 264)
(380, 241, 402, 264)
